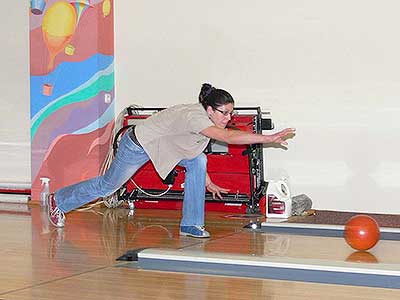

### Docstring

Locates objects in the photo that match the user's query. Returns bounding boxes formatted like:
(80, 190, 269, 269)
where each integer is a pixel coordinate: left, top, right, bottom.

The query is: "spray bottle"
(40, 177, 50, 207)
(265, 178, 292, 219)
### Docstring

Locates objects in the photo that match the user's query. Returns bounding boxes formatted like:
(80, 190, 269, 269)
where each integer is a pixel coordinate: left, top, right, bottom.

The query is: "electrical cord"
(129, 178, 172, 197)
(75, 200, 104, 211)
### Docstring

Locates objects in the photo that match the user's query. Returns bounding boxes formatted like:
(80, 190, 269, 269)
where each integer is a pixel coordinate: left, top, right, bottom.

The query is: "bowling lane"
(135, 230, 400, 288)
(182, 230, 400, 264)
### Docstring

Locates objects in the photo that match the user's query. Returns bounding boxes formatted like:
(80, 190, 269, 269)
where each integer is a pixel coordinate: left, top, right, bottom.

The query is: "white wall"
(115, 1, 400, 214)
(0, 1, 30, 184)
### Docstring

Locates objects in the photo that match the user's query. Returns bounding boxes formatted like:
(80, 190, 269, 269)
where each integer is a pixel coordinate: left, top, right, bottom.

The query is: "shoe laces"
(195, 225, 206, 231)
(51, 206, 65, 221)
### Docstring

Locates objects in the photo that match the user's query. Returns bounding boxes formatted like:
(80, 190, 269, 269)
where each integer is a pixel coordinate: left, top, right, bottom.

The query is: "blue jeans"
(55, 127, 207, 227)
(178, 153, 207, 227)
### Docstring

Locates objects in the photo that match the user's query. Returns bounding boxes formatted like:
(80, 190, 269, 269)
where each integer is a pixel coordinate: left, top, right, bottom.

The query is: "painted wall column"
(29, 0, 114, 201)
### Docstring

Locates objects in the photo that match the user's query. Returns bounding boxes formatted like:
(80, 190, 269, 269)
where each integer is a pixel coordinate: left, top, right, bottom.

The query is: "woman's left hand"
(268, 128, 296, 146)
(206, 181, 230, 199)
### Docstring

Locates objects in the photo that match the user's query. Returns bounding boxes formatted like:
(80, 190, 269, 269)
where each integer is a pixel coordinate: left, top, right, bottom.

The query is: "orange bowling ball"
(344, 215, 380, 251)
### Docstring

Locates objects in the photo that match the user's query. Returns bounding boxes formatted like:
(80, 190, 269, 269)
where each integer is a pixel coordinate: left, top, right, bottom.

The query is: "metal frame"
(118, 106, 273, 214)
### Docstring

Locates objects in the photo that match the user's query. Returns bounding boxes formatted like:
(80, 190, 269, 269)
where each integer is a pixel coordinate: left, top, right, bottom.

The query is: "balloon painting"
(42, 1, 77, 71)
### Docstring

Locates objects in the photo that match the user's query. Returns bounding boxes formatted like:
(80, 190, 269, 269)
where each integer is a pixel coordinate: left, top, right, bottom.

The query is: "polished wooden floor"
(1, 202, 400, 300)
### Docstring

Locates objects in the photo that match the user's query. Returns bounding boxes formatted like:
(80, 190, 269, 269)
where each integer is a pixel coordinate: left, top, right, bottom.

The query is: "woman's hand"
(267, 128, 296, 146)
(206, 181, 230, 199)
(205, 173, 230, 200)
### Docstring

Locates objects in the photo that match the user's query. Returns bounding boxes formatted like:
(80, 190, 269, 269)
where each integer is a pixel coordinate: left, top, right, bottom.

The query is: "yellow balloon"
(102, 0, 111, 17)
(42, 1, 77, 37)
(42, 1, 77, 71)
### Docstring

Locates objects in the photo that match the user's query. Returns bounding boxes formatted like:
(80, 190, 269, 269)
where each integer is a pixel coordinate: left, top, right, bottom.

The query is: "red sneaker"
(47, 194, 65, 228)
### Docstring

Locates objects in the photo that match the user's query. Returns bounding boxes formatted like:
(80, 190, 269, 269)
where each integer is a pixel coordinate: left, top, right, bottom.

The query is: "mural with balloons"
(29, 0, 114, 201)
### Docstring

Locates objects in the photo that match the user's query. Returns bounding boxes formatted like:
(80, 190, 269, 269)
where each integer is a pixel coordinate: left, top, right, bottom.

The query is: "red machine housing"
(118, 106, 272, 214)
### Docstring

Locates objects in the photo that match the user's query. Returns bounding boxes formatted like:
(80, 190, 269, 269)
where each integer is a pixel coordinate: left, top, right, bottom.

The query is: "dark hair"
(198, 83, 235, 110)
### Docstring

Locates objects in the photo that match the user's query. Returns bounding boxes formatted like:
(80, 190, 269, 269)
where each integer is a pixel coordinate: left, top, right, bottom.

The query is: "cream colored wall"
(115, 1, 400, 214)
(0, 1, 30, 183)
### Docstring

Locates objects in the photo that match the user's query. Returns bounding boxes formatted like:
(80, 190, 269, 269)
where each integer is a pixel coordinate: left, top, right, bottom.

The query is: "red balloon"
(344, 215, 380, 251)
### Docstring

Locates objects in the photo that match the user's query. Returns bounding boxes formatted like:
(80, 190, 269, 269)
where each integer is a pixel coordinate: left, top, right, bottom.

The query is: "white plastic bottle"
(265, 179, 292, 219)
(40, 177, 50, 207)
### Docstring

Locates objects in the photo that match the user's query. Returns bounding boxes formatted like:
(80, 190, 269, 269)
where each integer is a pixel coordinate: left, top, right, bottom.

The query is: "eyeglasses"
(213, 107, 236, 117)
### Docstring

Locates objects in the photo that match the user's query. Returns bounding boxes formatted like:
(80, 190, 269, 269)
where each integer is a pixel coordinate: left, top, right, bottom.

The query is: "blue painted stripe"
(30, 53, 114, 117)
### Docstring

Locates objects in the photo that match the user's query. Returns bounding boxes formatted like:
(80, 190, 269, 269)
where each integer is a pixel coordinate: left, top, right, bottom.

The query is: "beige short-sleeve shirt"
(135, 103, 213, 179)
